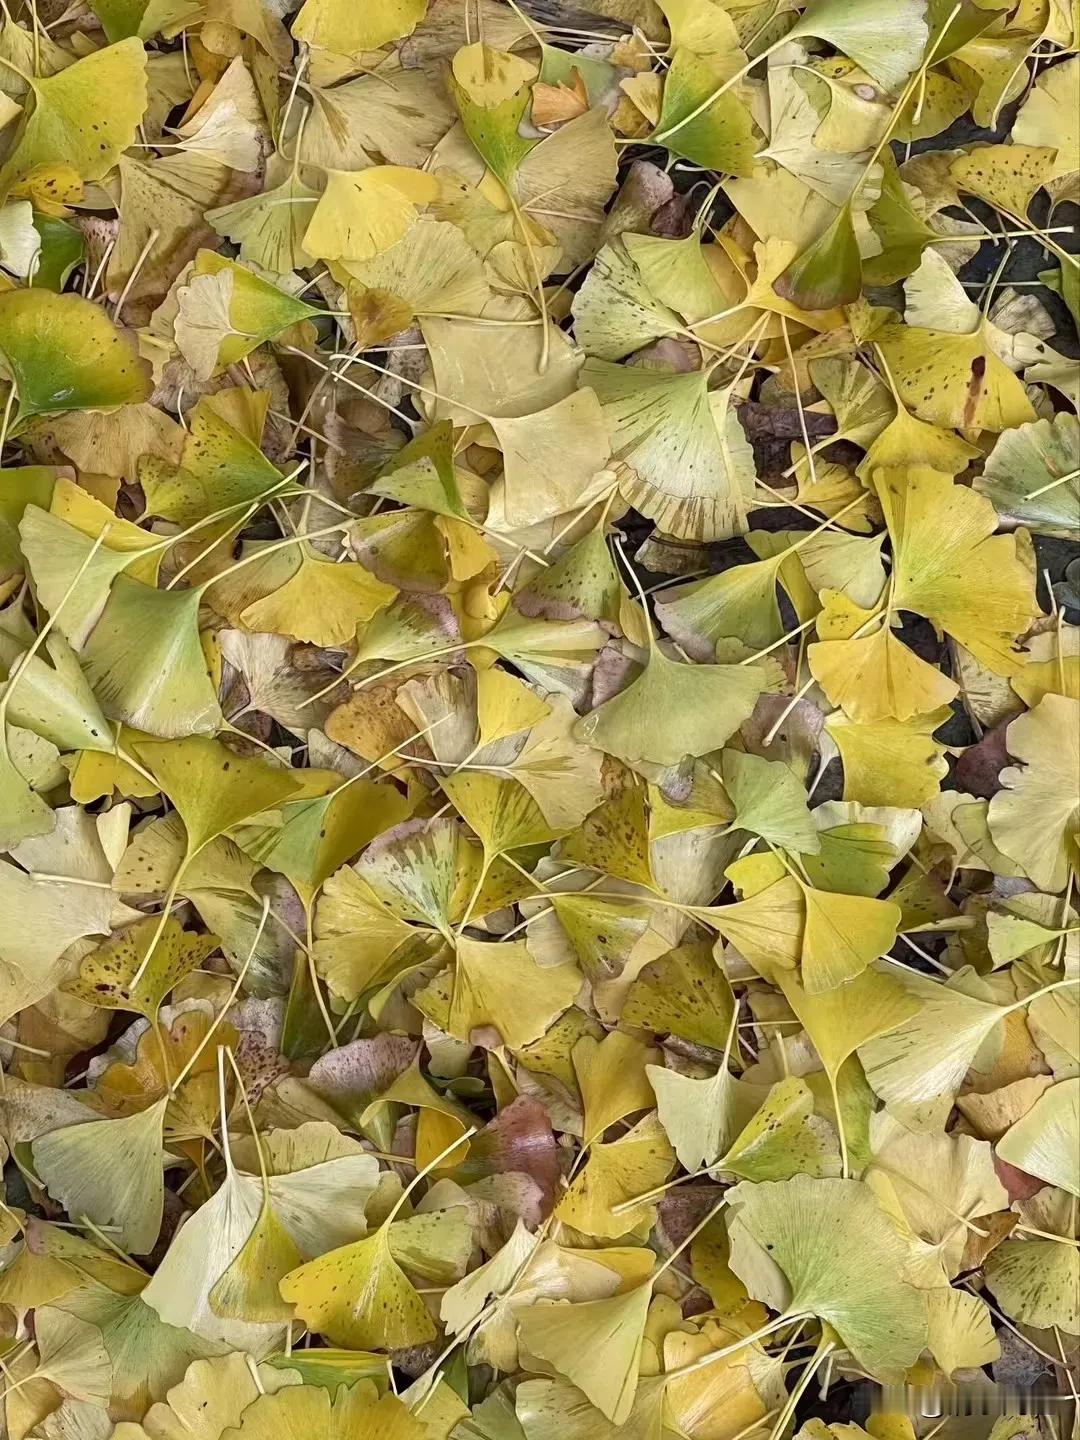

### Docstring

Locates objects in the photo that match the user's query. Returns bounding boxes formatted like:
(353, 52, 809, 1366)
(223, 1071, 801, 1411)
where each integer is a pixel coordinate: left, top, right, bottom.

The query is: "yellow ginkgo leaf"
(220, 1384, 426, 1440)
(827, 707, 951, 808)
(63, 914, 219, 1021)
(857, 398, 981, 479)
(985, 1237, 1080, 1333)
(555, 1114, 675, 1239)
(1012, 55, 1079, 204)
(875, 466, 1038, 673)
(809, 613, 960, 723)
(517, 1281, 652, 1425)
(575, 644, 777, 769)
(876, 319, 1036, 435)
(573, 1031, 659, 1144)
(113, 1354, 300, 1440)
(799, 884, 902, 993)
(558, 770, 656, 889)
(720, 1075, 840, 1182)
(949, 144, 1057, 218)
(699, 876, 805, 977)
(996, 1079, 1079, 1196)
(649, 1060, 764, 1173)
(278, 1225, 434, 1350)
(293, 0, 427, 54)
(623, 942, 736, 1050)
(443, 935, 580, 1050)
(133, 734, 305, 855)
(209, 1199, 304, 1323)
(0, 40, 148, 193)
(303, 166, 440, 264)
(239, 546, 396, 648)
(988, 695, 1080, 892)
(31, 1096, 168, 1255)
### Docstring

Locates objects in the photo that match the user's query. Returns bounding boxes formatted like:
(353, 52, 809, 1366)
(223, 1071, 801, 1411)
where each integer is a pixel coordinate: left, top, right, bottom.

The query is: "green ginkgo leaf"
(81, 577, 222, 738)
(133, 734, 304, 854)
(575, 645, 776, 768)
(727, 1174, 928, 1381)
(0, 290, 151, 427)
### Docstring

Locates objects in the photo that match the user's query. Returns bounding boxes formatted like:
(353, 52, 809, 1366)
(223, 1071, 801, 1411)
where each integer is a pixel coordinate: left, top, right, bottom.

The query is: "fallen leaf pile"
(0, 0, 1076, 1435)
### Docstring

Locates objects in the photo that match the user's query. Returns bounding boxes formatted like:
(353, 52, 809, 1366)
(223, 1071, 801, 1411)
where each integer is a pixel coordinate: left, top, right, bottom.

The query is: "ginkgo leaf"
(720, 1075, 840, 1181)
(239, 777, 411, 909)
(442, 936, 580, 1050)
(140, 396, 284, 525)
(1011, 54, 1079, 204)
(976, 412, 1079, 536)
(113, 1353, 300, 1440)
(776, 202, 862, 311)
(304, 167, 440, 264)
(777, 968, 920, 1087)
(924, 1287, 999, 1377)
(133, 734, 304, 854)
(809, 613, 960, 723)
(571, 238, 685, 361)
(728, 1174, 928, 1380)
(786, 0, 930, 91)
(988, 695, 1080, 892)
(517, 1281, 652, 1425)
(144, 1122, 379, 1347)
(874, 466, 1038, 672)
(559, 771, 656, 889)
(491, 390, 612, 528)
(857, 968, 1017, 1128)
(0, 289, 151, 427)
(575, 647, 776, 768)
(32, 1096, 168, 1254)
(64, 914, 218, 1021)
(555, 1114, 675, 1239)
(656, 553, 787, 661)
(313, 866, 427, 1000)
(293, 0, 427, 52)
(0, 808, 135, 1022)
(173, 251, 320, 378)
(700, 876, 805, 977)
(209, 1199, 304, 1324)
(546, 893, 650, 982)
(720, 750, 819, 852)
(448, 43, 538, 186)
(278, 1226, 435, 1350)
(242, 1388, 428, 1439)
(799, 885, 902, 992)
(0, 39, 148, 193)
(81, 578, 222, 738)
(985, 1238, 1080, 1333)
(573, 1031, 659, 1144)
(649, 1060, 763, 1172)
(623, 942, 736, 1049)
(239, 546, 396, 648)
(208, 163, 318, 275)
(865, 1116, 1008, 1283)
(584, 359, 756, 542)
(949, 143, 1056, 217)
(827, 708, 951, 808)
(442, 771, 561, 857)
(343, 217, 491, 343)
(652, 49, 757, 175)
(996, 1079, 1079, 1196)
(877, 320, 1036, 434)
